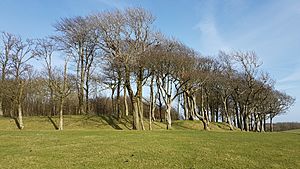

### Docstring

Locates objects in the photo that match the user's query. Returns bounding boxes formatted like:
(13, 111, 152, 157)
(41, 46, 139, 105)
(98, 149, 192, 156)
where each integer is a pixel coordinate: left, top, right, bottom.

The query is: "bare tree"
(33, 38, 57, 116)
(231, 51, 262, 131)
(267, 90, 295, 132)
(151, 39, 194, 129)
(90, 8, 158, 130)
(9, 37, 33, 129)
(50, 57, 72, 130)
(0, 32, 19, 116)
(54, 16, 98, 115)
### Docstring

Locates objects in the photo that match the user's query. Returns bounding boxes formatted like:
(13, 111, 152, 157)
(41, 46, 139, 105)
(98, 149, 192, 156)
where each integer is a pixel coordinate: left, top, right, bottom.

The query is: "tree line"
(0, 8, 295, 131)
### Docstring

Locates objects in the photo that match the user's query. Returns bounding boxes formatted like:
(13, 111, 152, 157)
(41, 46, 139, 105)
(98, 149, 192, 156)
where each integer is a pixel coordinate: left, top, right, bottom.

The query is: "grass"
(283, 129, 300, 133)
(0, 116, 299, 169)
(0, 130, 299, 169)
(0, 115, 234, 131)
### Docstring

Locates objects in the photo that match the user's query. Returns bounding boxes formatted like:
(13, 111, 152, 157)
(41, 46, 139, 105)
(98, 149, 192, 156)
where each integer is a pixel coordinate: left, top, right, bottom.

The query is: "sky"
(0, 0, 299, 122)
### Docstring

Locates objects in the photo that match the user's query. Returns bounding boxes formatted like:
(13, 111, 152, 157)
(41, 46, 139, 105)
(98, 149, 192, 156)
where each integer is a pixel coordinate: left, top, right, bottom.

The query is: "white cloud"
(278, 67, 300, 84)
(193, 1, 229, 55)
(195, 18, 228, 54)
(193, 0, 300, 121)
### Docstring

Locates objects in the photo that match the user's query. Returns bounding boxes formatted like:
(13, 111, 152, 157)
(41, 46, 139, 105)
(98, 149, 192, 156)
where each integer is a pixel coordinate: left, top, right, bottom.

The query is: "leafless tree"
(33, 38, 57, 116)
(54, 16, 98, 115)
(50, 56, 72, 130)
(9, 36, 34, 129)
(0, 32, 20, 116)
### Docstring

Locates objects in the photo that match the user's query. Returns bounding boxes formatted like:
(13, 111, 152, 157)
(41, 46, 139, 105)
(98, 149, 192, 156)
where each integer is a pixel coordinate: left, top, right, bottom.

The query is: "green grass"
(0, 130, 299, 169)
(0, 116, 299, 168)
(0, 115, 234, 131)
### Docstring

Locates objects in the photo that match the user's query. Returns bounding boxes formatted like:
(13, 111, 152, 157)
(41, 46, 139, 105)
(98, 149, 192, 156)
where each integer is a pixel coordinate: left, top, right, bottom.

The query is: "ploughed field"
(0, 116, 299, 169)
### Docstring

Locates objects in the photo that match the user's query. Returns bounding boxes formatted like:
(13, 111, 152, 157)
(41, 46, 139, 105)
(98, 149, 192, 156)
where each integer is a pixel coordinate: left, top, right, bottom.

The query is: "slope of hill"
(0, 115, 234, 131)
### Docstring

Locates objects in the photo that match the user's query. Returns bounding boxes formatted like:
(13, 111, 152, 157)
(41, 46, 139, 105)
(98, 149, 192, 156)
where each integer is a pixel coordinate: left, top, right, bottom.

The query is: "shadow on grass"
(173, 123, 198, 130)
(117, 117, 131, 130)
(12, 117, 21, 130)
(214, 122, 232, 130)
(47, 116, 59, 130)
(60, 115, 131, 130)
(101, 115, 123, 130)
(152, 121, 166, 129)
(83, 115, 108, 125)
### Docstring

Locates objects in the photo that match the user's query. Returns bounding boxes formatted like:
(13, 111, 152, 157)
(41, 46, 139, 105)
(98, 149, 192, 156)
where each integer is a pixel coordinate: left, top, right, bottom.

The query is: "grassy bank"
(0, 115, 234, 131)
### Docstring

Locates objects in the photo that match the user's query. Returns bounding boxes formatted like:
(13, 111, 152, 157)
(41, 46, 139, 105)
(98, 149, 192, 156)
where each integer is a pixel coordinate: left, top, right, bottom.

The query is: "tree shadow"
(117, 117, 131, 130)
(101, 115, 123, 130)
(47, 116, 59, 130)
(172, 121, 200, 130)
(83, 115, 107, 125)
(12, 117, 22, 130)
(152, 121, 166, 129)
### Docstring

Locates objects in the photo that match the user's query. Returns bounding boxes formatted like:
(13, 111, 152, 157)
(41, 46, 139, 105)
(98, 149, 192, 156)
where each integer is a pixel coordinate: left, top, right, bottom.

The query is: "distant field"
(283, 129, 300, 133)
(0, 116, 299, 169)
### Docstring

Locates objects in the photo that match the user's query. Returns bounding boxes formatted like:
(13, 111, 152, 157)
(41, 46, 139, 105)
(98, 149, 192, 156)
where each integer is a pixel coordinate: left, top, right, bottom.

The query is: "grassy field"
(0, 116, 299, 169)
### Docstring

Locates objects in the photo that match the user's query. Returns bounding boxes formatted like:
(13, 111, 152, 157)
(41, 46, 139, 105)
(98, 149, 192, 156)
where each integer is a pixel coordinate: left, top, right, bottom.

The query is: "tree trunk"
(221, 111, 225, 122)
(123, 86, 129, 116)
(132, 98, 140, 130)
(270, 116, 273, 132)
(75, 47, 84, 115)
(177, 94, 180, 118)
(239, 104, 244, 131)
(58, 97, 64, 130)
(166, 99, 172, 130)
(233, 115, 236, 127)
(227, 115, 233, 130)
(80, 48, 85, 115)
(17, 103, 24, 130)
(234, 101, 240, 129)
(250, 114, 253, 131)
(210, 106, 215, 122)
(183, 92, 188, 120)
(85, 69, 90, 115)
(215, 106, 219, 122)
(223, 99, 233, 130)
(260, 117, 264, 132)
(124, 66, 139, 130)
(205, 94, 211, 124)
(137, 68, 145, 130)
(202, 118, 209, 130)
(254, 114, 259, 132)
(117, 80, 122, 119)
(263, 115, 266, 132)
(149, 107, 152, 131)
(0, 100, 3, 116)
(200, 91, 209, 130)
(189, 95, 194, 120)
(149, 76, 155, 130)
(152, 88, 158, 121)
(17, 81, 25, 130)
(158, 90, 163, 122)
(111, 87, 115, 115)
(243, 114, 249, 131)
(195, 94, 199, 120)
(137, 98, 145, 130)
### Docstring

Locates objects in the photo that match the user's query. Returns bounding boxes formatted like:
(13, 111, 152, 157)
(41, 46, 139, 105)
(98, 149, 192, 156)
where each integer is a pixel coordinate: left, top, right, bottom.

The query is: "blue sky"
(0, 0, 299, 122)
